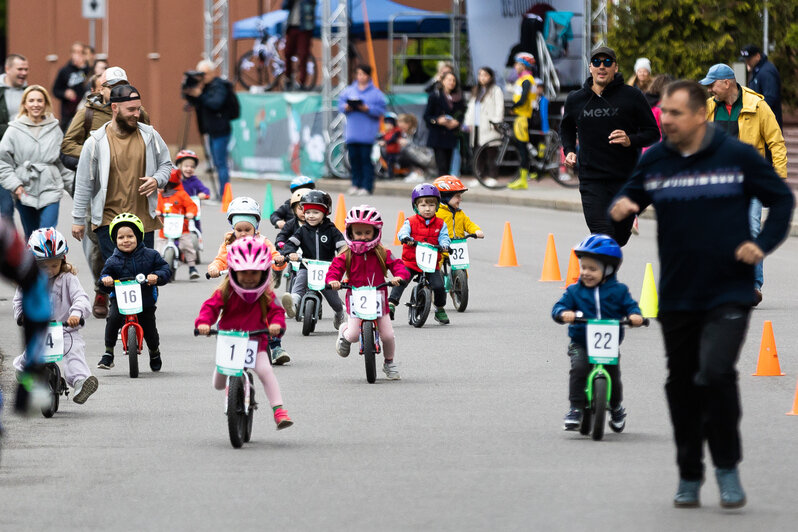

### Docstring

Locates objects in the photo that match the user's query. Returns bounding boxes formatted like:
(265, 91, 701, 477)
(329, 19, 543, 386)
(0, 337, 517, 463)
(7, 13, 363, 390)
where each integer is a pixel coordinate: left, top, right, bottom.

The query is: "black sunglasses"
(591, 58, 615, 68)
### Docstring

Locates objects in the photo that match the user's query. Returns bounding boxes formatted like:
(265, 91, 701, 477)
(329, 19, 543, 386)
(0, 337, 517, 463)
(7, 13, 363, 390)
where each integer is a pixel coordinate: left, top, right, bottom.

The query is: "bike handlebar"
(193, 328, 270, 337)
(568, 312, 650, 327)
(205, 270, 228, 279)
(96, 273, 148, 288)
(17, 317, 84, 327)
(326, 281, 402, 290)
(401, 238, 446, 251)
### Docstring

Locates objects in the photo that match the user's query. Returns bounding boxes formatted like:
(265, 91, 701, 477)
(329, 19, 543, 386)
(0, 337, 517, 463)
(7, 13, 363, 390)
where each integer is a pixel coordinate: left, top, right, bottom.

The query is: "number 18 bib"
(306, 260, 331, 291)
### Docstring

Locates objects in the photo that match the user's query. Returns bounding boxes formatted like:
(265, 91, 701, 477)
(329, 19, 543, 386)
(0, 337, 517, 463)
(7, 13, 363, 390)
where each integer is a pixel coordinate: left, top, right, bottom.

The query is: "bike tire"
(473, 138, 520, 190)
(163, 247, 177, 282)
(410, 285, 431, 328)
(451, 270, 469, 312)
(591, 378, 608, 441)
(227, 376, 246, 449)
(127, 325, 139, 379)
(243, 378, 255, 443)
(236, 50, 271, 90)
(302, 298, 316, 336)
(41, 364, 58, 418)
(191, 232, 201, 264)
(545, 131, 579, 189)
(363, 321, 377, 384)
(325, 139, 351, 179)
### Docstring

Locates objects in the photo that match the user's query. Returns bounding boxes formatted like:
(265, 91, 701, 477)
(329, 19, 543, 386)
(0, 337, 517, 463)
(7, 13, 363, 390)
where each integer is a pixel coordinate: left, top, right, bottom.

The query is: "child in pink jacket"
(195, 236, 292, 430)
(326, 205, 410, 380)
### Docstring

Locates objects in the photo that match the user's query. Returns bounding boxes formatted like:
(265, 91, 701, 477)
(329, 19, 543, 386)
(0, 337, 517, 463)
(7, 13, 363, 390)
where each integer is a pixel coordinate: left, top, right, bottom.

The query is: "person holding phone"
(338, 65, 386, 196)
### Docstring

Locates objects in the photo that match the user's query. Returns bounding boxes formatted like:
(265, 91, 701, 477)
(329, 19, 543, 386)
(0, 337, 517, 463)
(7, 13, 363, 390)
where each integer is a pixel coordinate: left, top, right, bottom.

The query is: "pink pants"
(14, 330, 91, 388)
(341, 314, 396, 361)
(212, 350, 283, 407)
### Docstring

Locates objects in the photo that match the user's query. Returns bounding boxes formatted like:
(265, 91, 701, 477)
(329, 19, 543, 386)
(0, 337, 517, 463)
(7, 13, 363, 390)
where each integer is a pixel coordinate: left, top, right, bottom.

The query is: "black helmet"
(299, 190, 332, 215)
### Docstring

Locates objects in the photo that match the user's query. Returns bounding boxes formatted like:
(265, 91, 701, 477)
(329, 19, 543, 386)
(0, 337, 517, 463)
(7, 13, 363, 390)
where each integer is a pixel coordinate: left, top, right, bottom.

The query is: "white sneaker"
(333, 310, 347, 330)
(403, 172, 424, 184)
(73, 376, 98, 404)
(355, 188, 371, 196)
(281, 293, 297, 318)
(336, 324, 351, 358)
(382, 361, 400, 380)
(347, 186, 358, 195)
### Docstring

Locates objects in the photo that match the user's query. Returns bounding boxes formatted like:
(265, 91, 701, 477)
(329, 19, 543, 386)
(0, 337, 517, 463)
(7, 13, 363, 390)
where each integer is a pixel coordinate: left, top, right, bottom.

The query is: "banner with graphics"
(230, 92, 429, 180)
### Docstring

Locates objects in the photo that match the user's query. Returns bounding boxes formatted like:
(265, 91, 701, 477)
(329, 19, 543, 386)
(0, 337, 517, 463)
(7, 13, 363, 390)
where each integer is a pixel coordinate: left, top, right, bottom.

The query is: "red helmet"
(433, 175, 468, 193)
(175, 149, 199, 166)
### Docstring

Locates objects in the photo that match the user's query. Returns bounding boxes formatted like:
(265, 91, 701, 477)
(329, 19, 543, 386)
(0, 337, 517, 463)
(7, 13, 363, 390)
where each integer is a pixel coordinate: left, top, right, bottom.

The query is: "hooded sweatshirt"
(338, 81, 387, 144)
(326, 248, 410, 311)
(617, 124, 794, 312)
(560, 73, 660, 181)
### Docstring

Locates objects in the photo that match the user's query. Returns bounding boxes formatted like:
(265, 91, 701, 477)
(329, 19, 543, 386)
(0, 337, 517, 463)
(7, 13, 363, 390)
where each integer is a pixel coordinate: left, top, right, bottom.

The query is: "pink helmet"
(227, 236, 273, 303)
(344, 204, 383, 254)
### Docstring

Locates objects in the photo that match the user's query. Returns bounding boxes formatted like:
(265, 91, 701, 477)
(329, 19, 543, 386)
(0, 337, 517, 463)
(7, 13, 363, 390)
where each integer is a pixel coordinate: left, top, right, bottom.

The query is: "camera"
(181, 70, 204, 92)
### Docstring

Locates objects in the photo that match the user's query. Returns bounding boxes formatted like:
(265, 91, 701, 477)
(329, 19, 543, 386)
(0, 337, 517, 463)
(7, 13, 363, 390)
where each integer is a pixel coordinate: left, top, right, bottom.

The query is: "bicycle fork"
(585, 365, 612, 406)
(224, 372, 255, 415)
(358, 323, 382, 355)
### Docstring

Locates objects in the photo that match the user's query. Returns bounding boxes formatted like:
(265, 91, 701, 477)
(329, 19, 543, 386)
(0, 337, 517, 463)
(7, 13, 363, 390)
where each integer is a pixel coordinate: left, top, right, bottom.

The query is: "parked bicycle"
(99, 274, 149, 378)
(236, 27, 318, 91)
(473, 121, 578, 189)
(193, 327, 271, 448)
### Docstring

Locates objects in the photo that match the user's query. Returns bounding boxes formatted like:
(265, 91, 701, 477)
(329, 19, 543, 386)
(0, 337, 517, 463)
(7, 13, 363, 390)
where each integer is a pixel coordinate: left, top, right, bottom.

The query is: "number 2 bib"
(349, 286, 383, 320)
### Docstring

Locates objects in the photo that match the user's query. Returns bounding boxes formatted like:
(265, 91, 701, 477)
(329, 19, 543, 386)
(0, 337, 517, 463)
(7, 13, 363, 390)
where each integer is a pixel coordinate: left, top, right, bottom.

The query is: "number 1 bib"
(587, 320, 620, 365)
(43, 322, 64, 362)
(350, 286, 382, 320)
(449, 239, 470, 270)
(215, 330, 250, 376)
(163, 214, 185, 239)
(415, 242, 438, 273)
(115, 281, 143, 315)
(306, 260, 331, 291)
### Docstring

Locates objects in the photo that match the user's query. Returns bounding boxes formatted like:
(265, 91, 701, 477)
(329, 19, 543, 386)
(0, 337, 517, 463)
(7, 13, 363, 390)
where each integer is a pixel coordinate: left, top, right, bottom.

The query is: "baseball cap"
(698, 64, 735, 86)
(109, 84, 141, 103)
(103, 66, 128, 87)
(740, 44, 761, 59)
(590, 46, 617, 63)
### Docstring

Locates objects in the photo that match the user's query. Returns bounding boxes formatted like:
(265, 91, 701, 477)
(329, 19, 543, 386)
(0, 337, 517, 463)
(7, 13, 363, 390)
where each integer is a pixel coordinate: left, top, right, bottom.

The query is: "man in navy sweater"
(610, 80, 794, 510)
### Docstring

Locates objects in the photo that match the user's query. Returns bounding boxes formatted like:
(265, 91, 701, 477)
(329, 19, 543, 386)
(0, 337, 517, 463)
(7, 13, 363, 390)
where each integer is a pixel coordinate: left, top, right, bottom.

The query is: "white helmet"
(226, 196, 261, 225)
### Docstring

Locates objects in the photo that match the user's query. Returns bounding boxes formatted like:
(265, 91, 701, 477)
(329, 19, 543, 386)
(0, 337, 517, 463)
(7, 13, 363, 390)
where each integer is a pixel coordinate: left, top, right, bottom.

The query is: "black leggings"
(105, 299, 160, 353)
(433, 148, 453, 176)
(388, 270, 447, 308)
(578, 179, 635, 246)
(568, 343, 622, 409)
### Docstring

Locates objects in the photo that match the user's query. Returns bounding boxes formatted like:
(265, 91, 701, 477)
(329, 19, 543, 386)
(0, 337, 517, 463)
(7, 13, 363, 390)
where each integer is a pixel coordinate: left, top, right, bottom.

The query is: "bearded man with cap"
(560, 46, 659, 246)
(71, 84, 172, 264)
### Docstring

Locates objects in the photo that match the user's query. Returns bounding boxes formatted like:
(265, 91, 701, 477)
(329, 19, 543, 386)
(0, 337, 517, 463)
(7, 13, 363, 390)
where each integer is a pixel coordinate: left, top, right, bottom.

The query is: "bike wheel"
(410, 285, 431, 328)
(191, 232, 201, 264)
(591, 378, 608, 441)
(362, 321, 377, 384)
(236, 50, 270, 90)
(325, 139, 351, 179)
(473, 138, 520, 189)
(227, 376, 246, 449)
(302, 298, 316, 336)
(41, 364, 58, 418)
(451, 270, 469, 312)
(127, 325, 139, 379)
(545, 131, 579, 188)
(243, 378, 255, 443)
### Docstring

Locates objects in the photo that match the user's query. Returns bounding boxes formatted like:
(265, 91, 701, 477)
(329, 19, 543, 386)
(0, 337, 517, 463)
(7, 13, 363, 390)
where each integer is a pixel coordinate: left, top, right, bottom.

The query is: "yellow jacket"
(436, 204, 481, 239)
(706, 86, 787, 178)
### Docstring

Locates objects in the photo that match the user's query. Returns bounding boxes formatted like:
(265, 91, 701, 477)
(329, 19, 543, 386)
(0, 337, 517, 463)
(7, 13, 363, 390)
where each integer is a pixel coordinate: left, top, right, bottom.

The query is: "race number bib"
(115, 281, 143, 315)
(587, 320, 620, 365)
(163, 214, 185, 239)
(215, 330, 250, 376)
(350, 286, 382, 320)
(189, 195, 202, 220)
(415, 242, 438, 273)
(42, 322, 64, 362)
(244, 340, 259, 369)
(306, 260, 331, 291)
(449, 239, 470, 270)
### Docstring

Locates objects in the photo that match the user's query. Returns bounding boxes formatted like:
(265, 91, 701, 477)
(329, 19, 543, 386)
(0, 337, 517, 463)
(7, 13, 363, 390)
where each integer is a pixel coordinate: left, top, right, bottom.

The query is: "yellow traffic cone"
(639, 262, 658, 318)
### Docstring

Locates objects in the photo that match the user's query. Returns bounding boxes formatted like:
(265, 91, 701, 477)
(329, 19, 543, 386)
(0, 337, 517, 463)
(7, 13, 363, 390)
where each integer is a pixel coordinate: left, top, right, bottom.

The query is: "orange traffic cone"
(334, 194, 346, 232)
(786, 377, 798, 415)
(752, 320, 785, 376)
(393, 210, 405, 246)
(494, 222, 519, 267)
(561, 249, 579, 288)
(539, 233, 561, 281)
(220, 183, 233, 212)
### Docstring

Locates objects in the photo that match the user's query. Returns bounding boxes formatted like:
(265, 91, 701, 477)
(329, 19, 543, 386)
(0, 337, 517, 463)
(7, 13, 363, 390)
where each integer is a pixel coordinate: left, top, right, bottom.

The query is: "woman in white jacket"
(463, 67, 505, 152)
(0, 85, 73, 239)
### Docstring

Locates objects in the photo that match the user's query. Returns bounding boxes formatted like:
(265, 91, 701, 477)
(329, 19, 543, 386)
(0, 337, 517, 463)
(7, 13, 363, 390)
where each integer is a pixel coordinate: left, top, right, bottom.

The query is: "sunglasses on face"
(591, 58, 615, 68)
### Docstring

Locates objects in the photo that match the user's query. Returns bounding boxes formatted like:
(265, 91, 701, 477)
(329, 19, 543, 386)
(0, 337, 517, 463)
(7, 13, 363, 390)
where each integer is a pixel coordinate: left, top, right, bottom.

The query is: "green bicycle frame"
(584, 364, 613, 405)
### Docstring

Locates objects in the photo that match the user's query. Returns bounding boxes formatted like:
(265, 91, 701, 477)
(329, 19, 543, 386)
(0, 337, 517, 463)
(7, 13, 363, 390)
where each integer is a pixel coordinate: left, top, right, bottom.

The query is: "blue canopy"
(232, 0, 455, 40)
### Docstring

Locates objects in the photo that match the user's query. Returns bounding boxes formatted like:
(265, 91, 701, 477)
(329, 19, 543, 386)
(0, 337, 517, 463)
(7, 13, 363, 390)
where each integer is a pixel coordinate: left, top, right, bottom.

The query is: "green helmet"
(110, 212, 145, 243)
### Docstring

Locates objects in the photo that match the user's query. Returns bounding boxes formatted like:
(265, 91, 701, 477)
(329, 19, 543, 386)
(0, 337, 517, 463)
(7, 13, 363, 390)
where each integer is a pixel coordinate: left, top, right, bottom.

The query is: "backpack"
(59, 106, 95, 171)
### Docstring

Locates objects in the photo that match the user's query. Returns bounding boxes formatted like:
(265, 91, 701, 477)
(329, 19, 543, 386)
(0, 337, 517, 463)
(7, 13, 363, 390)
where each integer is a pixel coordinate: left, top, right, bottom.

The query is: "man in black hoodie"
(610, 80, 794, 510)
(52, 42, 90, 132)
(560, 46, 659, 246)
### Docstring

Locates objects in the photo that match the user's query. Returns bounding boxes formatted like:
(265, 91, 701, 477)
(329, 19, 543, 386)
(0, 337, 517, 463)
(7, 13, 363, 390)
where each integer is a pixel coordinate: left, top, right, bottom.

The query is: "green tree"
(765, 1, 798, 110)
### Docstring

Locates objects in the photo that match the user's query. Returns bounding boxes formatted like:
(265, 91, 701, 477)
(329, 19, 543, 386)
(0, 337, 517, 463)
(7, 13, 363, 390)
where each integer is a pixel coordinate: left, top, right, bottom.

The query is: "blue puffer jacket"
(99, 243, 171, 308)
(551, 276, 641, 346)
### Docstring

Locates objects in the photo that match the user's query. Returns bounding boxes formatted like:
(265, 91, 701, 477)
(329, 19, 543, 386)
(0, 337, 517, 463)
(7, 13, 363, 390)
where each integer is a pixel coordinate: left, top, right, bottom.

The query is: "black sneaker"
(609, 405, 626, 433)
(149, 351, 162, 372)
(189, 267, 200, 281)
(388, 301, 397, 320)
(98, 354, 114, 369)
(563, 408, 582, 431)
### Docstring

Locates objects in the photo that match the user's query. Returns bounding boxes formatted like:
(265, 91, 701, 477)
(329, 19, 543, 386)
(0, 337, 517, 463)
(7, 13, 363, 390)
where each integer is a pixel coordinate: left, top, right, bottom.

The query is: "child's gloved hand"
(101, 276, 114, 287)
(475, 230, 485, 239)
(147, 274, 158, 286)
(268, 323, 282, 337)
(66, 315, 82, 328)
(628, 314, 644, 327)
(559, 311, 575, 323)
(207, 265, 220, 278)
(400, 237, 415, 245)
(197, 324, 211, 336)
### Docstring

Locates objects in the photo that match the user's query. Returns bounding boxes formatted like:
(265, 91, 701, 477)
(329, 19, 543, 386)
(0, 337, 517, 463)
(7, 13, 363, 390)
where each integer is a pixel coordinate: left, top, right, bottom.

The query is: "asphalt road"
(1, 180, 797, 531)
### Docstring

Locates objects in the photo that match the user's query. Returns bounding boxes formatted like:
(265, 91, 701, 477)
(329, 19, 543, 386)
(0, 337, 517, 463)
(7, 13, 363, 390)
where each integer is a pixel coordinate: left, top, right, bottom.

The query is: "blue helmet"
(574, 234, 622, 277)
(290, 175, 315, 192)
(411, 183, 441, 214)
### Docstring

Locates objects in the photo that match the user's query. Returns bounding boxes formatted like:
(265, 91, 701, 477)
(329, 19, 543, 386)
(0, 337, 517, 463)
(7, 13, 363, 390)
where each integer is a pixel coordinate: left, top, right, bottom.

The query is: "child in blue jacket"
(551, 234, 643, 432)
(97, 213, 171, 371)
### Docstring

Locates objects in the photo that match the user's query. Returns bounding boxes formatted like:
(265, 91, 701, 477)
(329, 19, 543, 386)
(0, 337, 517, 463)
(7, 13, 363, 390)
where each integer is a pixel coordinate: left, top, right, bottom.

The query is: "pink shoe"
(273, 407, 293, 430)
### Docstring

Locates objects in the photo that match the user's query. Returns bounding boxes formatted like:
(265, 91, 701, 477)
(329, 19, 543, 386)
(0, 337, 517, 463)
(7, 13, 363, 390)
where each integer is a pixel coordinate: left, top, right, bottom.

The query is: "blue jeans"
(347, 142, 374, 193)
(0, 188, 14, 222)
(450, 142, 461, 176)
(15, 201, 59, 240)
(749, 198, 763, 289)
(209, 134, 231, 197)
